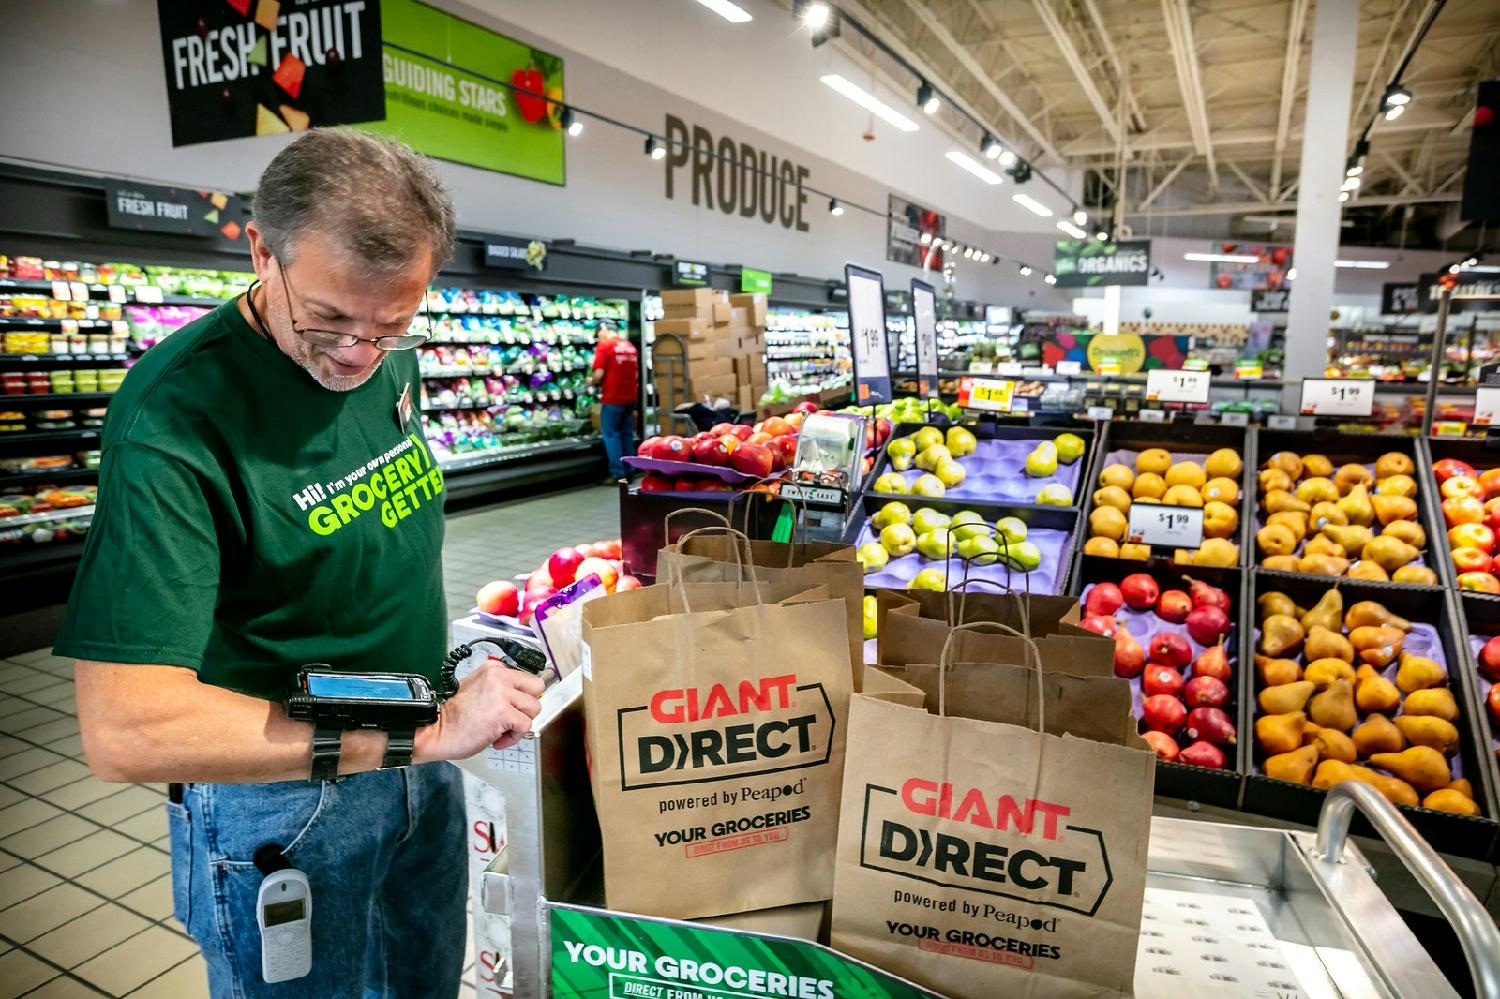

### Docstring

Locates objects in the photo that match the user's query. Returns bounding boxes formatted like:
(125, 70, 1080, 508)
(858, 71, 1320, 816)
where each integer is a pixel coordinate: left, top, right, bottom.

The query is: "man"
(590, 320, 639, 483)
(54, 130, 543, 998)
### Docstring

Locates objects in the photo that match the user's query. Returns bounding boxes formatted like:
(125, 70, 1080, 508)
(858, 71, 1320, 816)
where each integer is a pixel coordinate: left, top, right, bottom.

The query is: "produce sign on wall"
(1417, 272, 1500, 315)
(364, 0, 565, 184)
(157, 0, 385, 146)
(1041, 332, 1191, 374)
(887, 195, 945, 270)
(1251, 288, 1291, 313)
(663, 116, 811, 233)
(1053, 240, 1151, 287)
(1382, 282, 1421, 315)
(105, 181, 247, 243)
(1206, 244, 1293, 291)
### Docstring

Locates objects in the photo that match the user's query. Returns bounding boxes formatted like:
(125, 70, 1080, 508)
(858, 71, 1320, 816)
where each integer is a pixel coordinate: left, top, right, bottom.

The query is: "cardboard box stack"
(654, 288, 768, 412)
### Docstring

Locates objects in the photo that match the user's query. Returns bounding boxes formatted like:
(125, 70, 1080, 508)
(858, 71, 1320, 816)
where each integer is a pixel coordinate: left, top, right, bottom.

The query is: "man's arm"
(76, 658, 544, 784)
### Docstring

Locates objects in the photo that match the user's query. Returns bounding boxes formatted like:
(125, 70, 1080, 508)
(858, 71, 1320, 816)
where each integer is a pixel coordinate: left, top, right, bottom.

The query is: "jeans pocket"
(165, 800, 192, 928)
(204, 780, 333, 870)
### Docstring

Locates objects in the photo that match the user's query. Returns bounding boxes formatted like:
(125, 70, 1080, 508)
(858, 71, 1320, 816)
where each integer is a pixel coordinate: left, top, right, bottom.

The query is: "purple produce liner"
(1251, 621, 1463, 781)
(1465, 633, 1500, 756)
(1254, 461, 1428, 568)
(623, 456, 777, 484)
(854, 520, 1069, 595)
(1080, 583, 1238, 753)
(872, 438, 1084, 503)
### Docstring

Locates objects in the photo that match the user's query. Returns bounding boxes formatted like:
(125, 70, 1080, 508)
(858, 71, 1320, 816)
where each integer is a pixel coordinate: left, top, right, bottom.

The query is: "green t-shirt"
(54, 300, 448, 700)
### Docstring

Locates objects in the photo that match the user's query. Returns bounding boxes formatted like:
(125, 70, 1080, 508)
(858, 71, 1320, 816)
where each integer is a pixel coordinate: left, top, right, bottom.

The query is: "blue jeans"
(168, 763, 466, 998)
(600, 403, 635, 479)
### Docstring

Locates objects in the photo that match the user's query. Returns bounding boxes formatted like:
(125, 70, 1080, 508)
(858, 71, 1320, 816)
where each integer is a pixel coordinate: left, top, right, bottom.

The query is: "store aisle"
(0, 484, 619, 997)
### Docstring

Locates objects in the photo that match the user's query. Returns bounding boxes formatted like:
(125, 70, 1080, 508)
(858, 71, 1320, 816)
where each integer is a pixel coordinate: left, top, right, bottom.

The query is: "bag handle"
(663, 525, 764, 612)
(726, 478, 813, 558)
(937, 620, 1046, 739)
(663, 506, 730, 541)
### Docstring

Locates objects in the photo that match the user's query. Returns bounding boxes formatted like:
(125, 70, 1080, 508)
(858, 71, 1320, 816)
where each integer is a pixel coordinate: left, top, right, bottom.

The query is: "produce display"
(1250, 587, 1480, 816)
(1430, 456, 1500, 592)
(1461, 613, 1500, 770)
(874, 427, 1084, 504)
(1079, 572, 1237, 770)
(1087, 446, 1244, 566)
(476, 537, 632, 627)
(854, 500, 1066, 593)
(1253, 449, 1434, 583)
(760, 307, 850, 402)
(0, 485, 94, 546)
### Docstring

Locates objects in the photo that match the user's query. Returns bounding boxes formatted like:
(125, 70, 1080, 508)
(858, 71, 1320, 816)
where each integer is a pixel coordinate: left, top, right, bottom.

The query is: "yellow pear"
(1266, 745, 1319, 785)
(1192, 539, 1238, 567)
(1084, 536, 1120, 558)
(1259, 467, 1294, 494)
(1254, 711, 1306, 755)
(1371, 494, 1419, 526)
(1295, 477, 1339, 505)
(1259, 680, 1315, 715)
(1132, 472, 1167, 500)
(1260, 614, 1305, 657)
(1308, 677, 1357, 730)
(1321, 524, 1374, 558)
(1300, 589, 1343, 632)
(1205, 447, 1243, 480)
(1423, 790, 1480, 816)
(1368, 746, 1451, 794)
(1349, 625, 1404, 668)
(1135, 448, 1172, 475)
(1383, 520, 1426, 549)
(1337, 483, 1374, 527)
(1393, 715, 1460, 755)
(1313, 728, 1357, 764)
(1361, 535, 1418, 573)
(1353, 714, 1405, 758)
(1297, 554, 1350, 576)
(1099, 463, 1134, 491)
(1256, 524, 1298, 558)
(1305, 625, 1354, 663)
(1402, 688, 1458, 722)
(1262, 555, 1301, 572)
(1267, 511, 1309, 542)
(1255, 655, 1302, 686)
(1309, 501, 1347, 531)
(1118, 543, 1151, 561)
(1201, 477, 1240, 505)
(1093, 485, 1133, 512)
(1305, 658, 1356, 690)
(1446, 779, 1474, 800)
(1258, 591, 1301, 620)
(1304, 534, 1346, 559)
(1392, 565, 1438, 586)
(1353, 670, 1402, 714)
(1375, 474, 1417, 499)
(1394, 654, 1445, 693)
(1264, 452, 1304, 479)
(1265, 489, 1311, 515)
(1347, 560, 1390, 582)
(1334, 463, 1375, 494)
(1165, 461, 1207, 489)
(1346, 601, 1411, 632)
(1302, 455, 1334, 478)
(1163, 484, 1205, 507)
(1373, 452, 1414, 479)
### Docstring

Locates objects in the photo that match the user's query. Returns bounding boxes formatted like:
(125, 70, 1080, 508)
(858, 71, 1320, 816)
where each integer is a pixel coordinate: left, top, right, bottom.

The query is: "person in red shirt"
(591, 322, 639, 482)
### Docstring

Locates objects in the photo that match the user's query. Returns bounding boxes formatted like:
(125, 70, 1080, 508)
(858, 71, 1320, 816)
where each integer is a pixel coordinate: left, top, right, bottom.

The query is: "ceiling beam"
(1127, 192, 1462, 218)
(1379, 151, 1423, 194)
(1269, 0, 1309, 199)
(1141, 153, 1195, 208)
(1350, 0, 1416, 135)
(1225, 161, 1267, 202)
(892, 0, 1063, 162)
(1161, 0, 1218, 193)
(1027, 0, 1120, 142)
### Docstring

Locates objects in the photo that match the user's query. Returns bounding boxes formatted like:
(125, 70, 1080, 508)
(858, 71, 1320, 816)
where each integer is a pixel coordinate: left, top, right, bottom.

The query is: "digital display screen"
(305, 674, 416, 700)
(263, 898, 306, 926)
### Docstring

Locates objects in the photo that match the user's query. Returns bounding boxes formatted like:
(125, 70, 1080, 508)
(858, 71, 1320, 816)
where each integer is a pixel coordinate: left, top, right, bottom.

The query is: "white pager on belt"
(256, 868, 312, 983)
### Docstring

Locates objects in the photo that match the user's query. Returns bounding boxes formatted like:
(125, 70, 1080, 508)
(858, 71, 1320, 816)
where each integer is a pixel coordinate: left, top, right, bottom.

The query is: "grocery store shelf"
(0, 278, 232, 309)
(0, 429, 101, 453)
(0, 467, 97, 486)
(0, 536, 90, 574)
(0, 353, 129, 368)
(437, 435, 600, 474)
(0, 503, 95, 528)
(0, 392, 113, 408)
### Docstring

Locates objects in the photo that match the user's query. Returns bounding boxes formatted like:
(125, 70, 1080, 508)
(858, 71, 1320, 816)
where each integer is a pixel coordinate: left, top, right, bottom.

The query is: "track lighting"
(561, 107, 582, 137)
(828, 198, 844, 216)
(1341, 176, 1360, 191)
(1019, 265, 1032, 276)
(980, 252, 991, 263)
(919, 232, 932, 245)
(1449, 263, 1462, 274)
(645, 136, 665, 160)
(1073, 209, 1087, 227)
(1385, 104, 1405, 121)
(1345, 158, 1362, 178)
(1380, 83, 1412, 109)
(981, 133, 1002, 160)
(1339, 191, 1350, 202)
(917, 81, 940, 115)
(998, 149, 1017, 168)
(795, 0, 830, 28)
(1094, 229, 1110, 242)
(1043, 273, 1057, 285)
(1007, 159, 1032, 184)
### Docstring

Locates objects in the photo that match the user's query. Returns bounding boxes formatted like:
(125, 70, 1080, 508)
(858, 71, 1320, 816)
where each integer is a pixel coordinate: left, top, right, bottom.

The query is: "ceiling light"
(1341, 175, 1361, 191)
(1339, 191, 1350, 202)
(693, 0, 752, 22)
(1381, 83, 1412, 108)
(1013, 194, 1053, 217)
(1385, 104, 1405, 121)
(796, 0, 830, 29)
(946, 150, 1003, 185)
(919, 232, 932, 245)
(820, 74, 919, 132)
(963, 247, 975, 259)
(828, 198, 844, 217)
(645, 135, 666, 160)
(981, 133, 1002, 160)
(1008, 160, 1032, 184)
(1449, 263, 1462, 274)
(1287, 267, 1297, 281)
(1335, 260, 1390, 269)
(1043, 273, 1057, 285)
(980, 252, 992, 263)
(1072, 209, 1087, 227)
(1184, 252, 1261, 264)
(998, 149, 1017, 168)
(917, 81, 940, 115)
(1019, 265, 1032, 276)
(1463, 256, 1479, 268)
(561, 107, 582, 137)
(1094, 229, 1110, 242)
(1346, 159, 1363, 178)
(1056, 220, 1087, 239)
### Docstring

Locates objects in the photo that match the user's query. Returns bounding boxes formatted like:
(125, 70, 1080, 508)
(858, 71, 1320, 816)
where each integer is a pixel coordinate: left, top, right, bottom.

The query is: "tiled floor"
(0, 484, 619, 998)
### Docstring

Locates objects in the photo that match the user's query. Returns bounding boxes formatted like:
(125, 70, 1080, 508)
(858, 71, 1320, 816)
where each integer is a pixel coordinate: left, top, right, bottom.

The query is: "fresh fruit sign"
(362, 0, 566, 185)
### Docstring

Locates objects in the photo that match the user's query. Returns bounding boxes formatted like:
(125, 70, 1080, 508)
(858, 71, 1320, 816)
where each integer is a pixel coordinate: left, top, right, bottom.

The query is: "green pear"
(1025, 445, 1058, 478)
(1054, 433, 1086, 464)
(886, 437, 916, 472)
(997, 541, 1043, 572)
(916, 444, 952, 472)
(995, 516, 1028, 545)
(910, 474, 946, 498)
(879, 523, 917, 557)
(1035, 484, 1073, 506)
(950, 511, 988, 541)
(915, 529, 954, 561)
(934, 457, 967, 488)
(857, 543, 890, 574)
(945, 425, 978, 457)
(873, 472, 909, 494)
(911, 507, 951, 536)
(912, 427, 944, 452)
(909, 568, 948, 591)
(871, 501, 912, 530)
(957, 535, 1001, 561)
(862, 594, 878, 639)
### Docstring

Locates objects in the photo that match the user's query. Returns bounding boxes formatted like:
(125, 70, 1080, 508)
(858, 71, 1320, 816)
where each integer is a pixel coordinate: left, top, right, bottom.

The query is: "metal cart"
(454, 656, 1500, 999)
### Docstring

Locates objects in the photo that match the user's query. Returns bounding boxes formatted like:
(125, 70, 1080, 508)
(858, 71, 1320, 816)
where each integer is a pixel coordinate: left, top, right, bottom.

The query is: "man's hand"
(413, 659, 546, 764)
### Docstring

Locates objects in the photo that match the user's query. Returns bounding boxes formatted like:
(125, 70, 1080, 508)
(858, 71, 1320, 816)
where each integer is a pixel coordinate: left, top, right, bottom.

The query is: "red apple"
(1120, 573, 1160, 610)
(1156, 589, 1192, 623)
(1142, 664, 1185, 698)
(1186, 605, 1232, 646)
(1449, 524, 1496, 553)
(548, 546, 585, 588)
(1441, 476, 1485, 502)
(1085, 582, 1124, 617)
(762, 416, 795, 437)
(1477, 635, 1500, 682)
(709, 422, 738, 438)
(1459, 571, 1500, 593)
(792, 401, 818, 415)
(1480, 468, 1500, 497)
(1443, 496, 1485, 528)
(1149, 632, 1193, 669)
(1433, 458, 1477, 484)
(476, 580, 519, 617)
(1142, 731, 1180, 762)
(615, 574, 642, 592)
(1484, 497, 1500, 531)
(576, 556, 619, 591)
(650, 436, 690, 462)
(636, 436, 661, 458)
(729, 443, 773, 478)
(598, 538, 623, 559)
(1183, 675, 1230, 709)
(1487, 685, 1500, 727)
(1080, 614, 1118, 637)
(1141, 694, 1187, 734)
(692, 436, 733, 466)
(639, 472, 674, 492)
(1452, 548, 1494, 575)
(674, 477, 703, 492)
(769, 435, 799, 469)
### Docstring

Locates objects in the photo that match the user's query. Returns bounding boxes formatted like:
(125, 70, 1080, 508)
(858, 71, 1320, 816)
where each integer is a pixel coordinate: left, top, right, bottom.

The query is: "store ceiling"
(822, 0, 1500, 248)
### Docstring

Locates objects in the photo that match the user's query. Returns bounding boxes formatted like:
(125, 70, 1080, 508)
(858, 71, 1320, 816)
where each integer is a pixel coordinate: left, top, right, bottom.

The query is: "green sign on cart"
(741, 268, 774, 294)
(549, 905, 940, 999)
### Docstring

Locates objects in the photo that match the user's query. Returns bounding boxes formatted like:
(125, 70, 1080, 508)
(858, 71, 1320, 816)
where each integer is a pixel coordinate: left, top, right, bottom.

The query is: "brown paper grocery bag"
(832, 623, 1155, 999)
(581, 564, 853, 921)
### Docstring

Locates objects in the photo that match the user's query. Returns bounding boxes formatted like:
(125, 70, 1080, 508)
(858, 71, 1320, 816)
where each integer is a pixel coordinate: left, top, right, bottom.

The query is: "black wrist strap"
(310, 726, 342, 782)
(380, 729, 416, 770)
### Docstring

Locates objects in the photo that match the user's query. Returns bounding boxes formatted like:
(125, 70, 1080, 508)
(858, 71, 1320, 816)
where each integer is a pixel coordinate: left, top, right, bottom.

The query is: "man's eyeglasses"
(277, 259, 430, 351)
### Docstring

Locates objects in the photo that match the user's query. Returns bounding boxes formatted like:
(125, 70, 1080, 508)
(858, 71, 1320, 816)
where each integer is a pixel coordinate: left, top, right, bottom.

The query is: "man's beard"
(285, 329, 383, 392)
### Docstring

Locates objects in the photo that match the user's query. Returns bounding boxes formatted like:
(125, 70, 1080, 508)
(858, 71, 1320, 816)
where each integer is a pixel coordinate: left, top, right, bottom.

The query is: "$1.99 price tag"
(1145, 369, 1210, 404)
(958, 377, 1015, 413)
(1473, 386, 1500, 427)
(1127, 504, 1205, 549)
(1299, 379, 1374, 417)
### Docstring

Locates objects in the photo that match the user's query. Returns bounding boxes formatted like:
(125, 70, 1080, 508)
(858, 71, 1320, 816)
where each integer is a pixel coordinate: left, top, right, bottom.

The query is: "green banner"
(365, 0, 565, 185)
(549, 905, 940, 999)
(1052, 240, 1150, 288)
(741, 268, 773, 294)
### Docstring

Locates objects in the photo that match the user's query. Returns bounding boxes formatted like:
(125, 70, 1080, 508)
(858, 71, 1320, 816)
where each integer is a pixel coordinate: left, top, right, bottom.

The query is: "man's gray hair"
(253, 129, 456, 273)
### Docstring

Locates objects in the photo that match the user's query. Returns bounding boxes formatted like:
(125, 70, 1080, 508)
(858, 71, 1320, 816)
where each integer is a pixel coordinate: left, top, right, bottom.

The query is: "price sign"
(957, 377, 1015, 412)
(911, 278, 939, 399)
(1127, 504, 1205, 549)
(1056, 360, 1082, 376)
(1267, 414, 1299, 430)
(1235, 363, 1263, 380)
(1473, 386, 1500, 426)
(1098, 361, 1122, 376)
(1145, 369, 1210, 404)
(1221, 411, 1250, 427)
(780, 483, 843, 506)
(1138, 409, 1167, 423)
(1086, 406, 1114, 421)
(1433, 421, 1468, 437)
(134, 285, 163, 304)
(1300, 379, 1375, 417)
(844, 263, 891, 405)
(996, 362, 1024, 376)
(969, 361, 994, 374)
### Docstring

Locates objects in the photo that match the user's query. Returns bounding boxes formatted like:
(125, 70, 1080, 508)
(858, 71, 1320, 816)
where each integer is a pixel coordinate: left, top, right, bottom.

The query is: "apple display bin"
(1077, 419, 1256, 568)
(866, 422, 1096, 507)
(1252, 428, 1449, 592)
(1447, 592, 1500, 860)
(618, 486, 786, 582)
(1419, 434, 1500, 591)
(1242, 570, 1500, 862)
(1069, 554, 1249, 808)
(452, 670, 1499, 998)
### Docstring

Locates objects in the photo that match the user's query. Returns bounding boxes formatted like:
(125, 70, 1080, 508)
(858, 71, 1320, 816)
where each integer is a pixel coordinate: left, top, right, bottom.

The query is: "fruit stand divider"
(1445, 591, 1500, 863)
(1067, 552, 1252, 809)
(1241, 570, 1500, 861)
(1419, 434, 1500, 592)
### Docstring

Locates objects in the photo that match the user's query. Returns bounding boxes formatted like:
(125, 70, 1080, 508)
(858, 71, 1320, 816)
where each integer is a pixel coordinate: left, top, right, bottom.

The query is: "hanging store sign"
(1251, 288, 1291, 313)
(887, 194, 945, 270)
(158, 0, 385, 146)
(664, 115, 811, 233)
(483, 234, 546, 271)
(1206, 243, 1293, 291)
(1417, 272, 1500, 314)
(741, 268, 773, 294)
(674, 260, 710, 286)
(1052, 240, 1151, 287)
(105, 180, 248, 243)
(364, 0, 566, 185)
(1381, 283, 1420, 315)
(1461, 80, 1500, 223)
(911, 278, 939, 399)
(846, 264, 891, 405)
